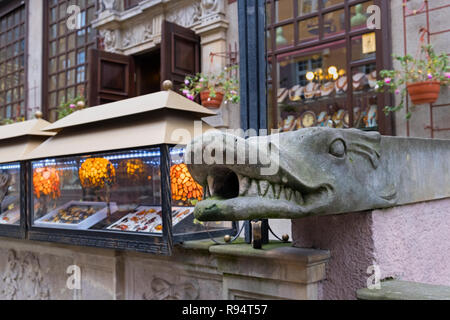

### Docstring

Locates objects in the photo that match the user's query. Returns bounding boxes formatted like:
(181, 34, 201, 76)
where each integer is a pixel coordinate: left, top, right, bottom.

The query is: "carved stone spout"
(186, 128, 450, 221)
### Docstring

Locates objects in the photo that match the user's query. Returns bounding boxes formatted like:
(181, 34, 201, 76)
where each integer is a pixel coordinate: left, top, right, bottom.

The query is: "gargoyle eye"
(329, 139, 346, 158)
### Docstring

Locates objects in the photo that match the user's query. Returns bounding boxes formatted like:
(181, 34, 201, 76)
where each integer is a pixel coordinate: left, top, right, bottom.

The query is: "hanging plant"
(180, 65, 240, 109)
(57, 95, 87, 120)
(376, 44, 449, 119)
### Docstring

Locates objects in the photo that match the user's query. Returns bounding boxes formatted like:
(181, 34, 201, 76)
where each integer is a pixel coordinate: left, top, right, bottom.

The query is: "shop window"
(44, 0, 97, 121)
(266, 0, 389, 133)
(0, 3, 26, 120)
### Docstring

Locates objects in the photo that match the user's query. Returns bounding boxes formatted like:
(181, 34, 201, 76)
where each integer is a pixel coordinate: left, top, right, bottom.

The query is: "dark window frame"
(238, 0, 394, 135)
(42, 0, 98, 121)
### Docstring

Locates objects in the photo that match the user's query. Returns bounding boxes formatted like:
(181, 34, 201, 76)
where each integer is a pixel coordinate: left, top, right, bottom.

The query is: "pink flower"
(199, 78, 204, 83)
(445, 72, 450, 79)
(395, 89, 400, 95)
(427, 73, 433, 79)
(69, 104, 76, 109)
(184, 79, 190, 85)
(384, 77, 391, 84)
(182, 89, 189, 95)
(187, 94, 194, 101)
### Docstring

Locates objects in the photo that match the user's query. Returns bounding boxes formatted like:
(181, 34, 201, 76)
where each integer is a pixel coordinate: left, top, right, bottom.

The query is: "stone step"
(357, 280, 450, 300)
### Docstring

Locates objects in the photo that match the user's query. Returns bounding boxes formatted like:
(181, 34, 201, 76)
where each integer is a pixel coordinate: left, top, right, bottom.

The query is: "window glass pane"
(67, 51, 76, 68)
(59, 54, 67, 69)
(50, 24, 57, 39)
(77, 66, 85, 83)
(298, 16, 319, 43)
(67, 69, 75, 86)
(266, 2, 272, 25)
(323, 9, 345, 38)
(275, 24, 294, 49)
(352, 33, 376, 61)
(0, 163, 21, 226)
(58, 72, 66, 87)
(350, 0, 374, 31)
(31, 148, 164, 234)
(50, 75, 57, 91)
(59, 2, 67, 20)
(351, 63, 378, 129)
(298, 0, 318, 16)
(68, 33, 76, 50)
(50, 7, 57, 22)
(275, 0, 294, 23)
(266, 30, 272, 52)
(322, 0, 343, 9)
(77, 49, 85, 65)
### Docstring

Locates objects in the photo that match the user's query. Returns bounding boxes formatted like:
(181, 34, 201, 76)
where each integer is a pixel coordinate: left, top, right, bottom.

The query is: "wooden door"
(88, 49, 136, 106)
(161, 21, 201, 91)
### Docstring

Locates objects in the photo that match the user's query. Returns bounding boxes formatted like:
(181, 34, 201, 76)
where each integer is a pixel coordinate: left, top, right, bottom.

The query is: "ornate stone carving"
(166, 2, 202, 28)
(201, 0, 220, 16)
(143, 23, 153, 41)
(142, 277, 199, 300)
(101, 0, 118, 12)
(94, 0, 228, 54)
(1, 249, 50, 300)
(122, 30, 135, 48)
(99, 29, 117, 52)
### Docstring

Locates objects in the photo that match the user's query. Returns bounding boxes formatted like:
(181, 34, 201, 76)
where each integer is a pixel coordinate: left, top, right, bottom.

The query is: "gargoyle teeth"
(203, 183, 211, 197)
(294, 191, 304, 205)
(273, 184, 282, 199)
(239, 175, 250, 196)
(265, 184, 275, 199)
(205, 171, 308, 206)
(207, 175, 214, 196)
(248, 179, 259, 196)
(258, 180, 270, 196)
(283, 188, 293, 201)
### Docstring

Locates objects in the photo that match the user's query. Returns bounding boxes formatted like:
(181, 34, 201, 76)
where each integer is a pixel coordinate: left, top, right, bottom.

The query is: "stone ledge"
(181, 239, 330, 264)
(209, 241, 330, 265)
(357, 280, 450, 300)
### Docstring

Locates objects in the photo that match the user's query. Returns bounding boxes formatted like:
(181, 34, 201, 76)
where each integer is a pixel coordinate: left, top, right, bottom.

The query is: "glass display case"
(25, 89, 237, 255)
(0, 118, 55, 238)
(266, 0, 393, 135)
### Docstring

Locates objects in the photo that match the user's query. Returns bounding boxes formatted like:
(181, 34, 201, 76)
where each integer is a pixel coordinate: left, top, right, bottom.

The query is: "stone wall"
(292, 197, 450, 300)
(390, 0, 450, 139)
(0, 239, 329, 300)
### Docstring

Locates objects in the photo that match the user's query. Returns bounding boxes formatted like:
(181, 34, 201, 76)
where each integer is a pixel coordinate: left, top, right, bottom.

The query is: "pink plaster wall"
(292, 198, 450, 300)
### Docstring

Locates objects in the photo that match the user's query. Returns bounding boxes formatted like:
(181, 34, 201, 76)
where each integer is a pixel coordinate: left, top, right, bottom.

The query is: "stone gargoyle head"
(185, 128, 398, 221)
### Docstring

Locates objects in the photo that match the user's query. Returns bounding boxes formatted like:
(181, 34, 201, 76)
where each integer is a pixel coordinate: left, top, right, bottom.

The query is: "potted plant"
(377, 44, 449, 119)
(180, 66, 240, 109)
(57, 95, 87, 120)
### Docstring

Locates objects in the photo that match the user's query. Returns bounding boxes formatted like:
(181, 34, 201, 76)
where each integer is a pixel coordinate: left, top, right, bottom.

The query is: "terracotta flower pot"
(406, 81, 441, 105)
(200, 91, 224, 109)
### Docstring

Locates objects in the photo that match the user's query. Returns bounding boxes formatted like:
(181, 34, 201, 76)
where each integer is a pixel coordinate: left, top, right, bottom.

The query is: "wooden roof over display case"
(0, 119, 56, 164)
(25, 87, 216, 160)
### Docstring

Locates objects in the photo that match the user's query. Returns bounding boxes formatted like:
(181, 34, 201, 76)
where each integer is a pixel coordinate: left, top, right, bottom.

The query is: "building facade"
(0, 0, 448, 301)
